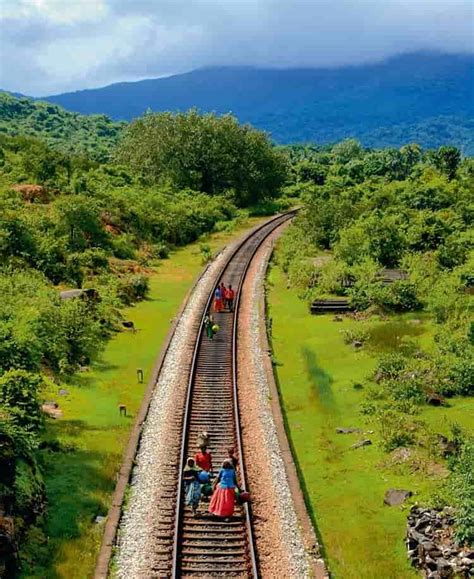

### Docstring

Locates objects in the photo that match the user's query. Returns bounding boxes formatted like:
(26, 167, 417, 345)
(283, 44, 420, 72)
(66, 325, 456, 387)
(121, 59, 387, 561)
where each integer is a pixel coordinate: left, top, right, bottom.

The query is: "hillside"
(41, 53, 474, 152)
(0, 92, 124, 160)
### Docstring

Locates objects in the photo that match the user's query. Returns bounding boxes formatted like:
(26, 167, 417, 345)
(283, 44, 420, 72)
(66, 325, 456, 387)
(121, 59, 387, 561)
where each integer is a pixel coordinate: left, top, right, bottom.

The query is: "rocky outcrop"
(384, 489, 412, 506)
(406, 506, 473, 578)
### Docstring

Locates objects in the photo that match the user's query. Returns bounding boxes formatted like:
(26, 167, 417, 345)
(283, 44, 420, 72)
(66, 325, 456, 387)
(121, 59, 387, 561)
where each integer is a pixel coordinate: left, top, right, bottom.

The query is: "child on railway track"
(195, 445, 213, 473)
(204, 312, 215, 340)
(183, 457, 202, 517)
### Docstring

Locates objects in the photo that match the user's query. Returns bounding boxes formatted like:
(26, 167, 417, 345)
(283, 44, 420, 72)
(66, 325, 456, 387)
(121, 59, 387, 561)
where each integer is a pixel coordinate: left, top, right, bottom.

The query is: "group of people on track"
(183, 431, 248, 519)
(214, 282, 235, 313)
(203, 281, 235, 340)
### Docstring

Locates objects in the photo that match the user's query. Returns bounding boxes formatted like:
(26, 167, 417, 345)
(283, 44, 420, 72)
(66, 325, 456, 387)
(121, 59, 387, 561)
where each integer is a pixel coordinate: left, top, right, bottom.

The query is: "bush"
(375, 353, 407, 381)
(0, 370, 43, 431)
(117, 274, 150, 305)
(341, 327, 369, 345)
(385, 377, 425, 404)
(448, 358, 474, 396)
(199, 244, 213, 265)
(440, 437, 474, 544)
(377, 409, 416, 452)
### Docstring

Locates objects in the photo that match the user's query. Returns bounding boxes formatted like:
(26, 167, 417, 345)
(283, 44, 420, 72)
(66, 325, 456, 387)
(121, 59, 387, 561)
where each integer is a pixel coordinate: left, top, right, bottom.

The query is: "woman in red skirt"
(209, 459, 237, 518)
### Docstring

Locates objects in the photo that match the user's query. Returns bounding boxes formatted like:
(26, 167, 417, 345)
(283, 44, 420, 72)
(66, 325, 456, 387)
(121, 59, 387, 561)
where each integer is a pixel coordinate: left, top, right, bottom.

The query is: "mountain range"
(3, 53, 474, 152)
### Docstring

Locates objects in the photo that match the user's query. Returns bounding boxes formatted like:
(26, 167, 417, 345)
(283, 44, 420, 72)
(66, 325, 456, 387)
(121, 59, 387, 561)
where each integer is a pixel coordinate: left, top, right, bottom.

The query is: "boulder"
(384, 488, 413, 506)
(427, 392, 445, 406)
(336, 427, 362, 434)
(350, 439, 372, 449)
(41, 402, 63, 419)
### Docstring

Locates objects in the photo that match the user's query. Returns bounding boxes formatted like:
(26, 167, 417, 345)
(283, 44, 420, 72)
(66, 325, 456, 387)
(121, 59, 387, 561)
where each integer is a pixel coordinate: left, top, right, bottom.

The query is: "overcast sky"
(1, 0, 472, 96)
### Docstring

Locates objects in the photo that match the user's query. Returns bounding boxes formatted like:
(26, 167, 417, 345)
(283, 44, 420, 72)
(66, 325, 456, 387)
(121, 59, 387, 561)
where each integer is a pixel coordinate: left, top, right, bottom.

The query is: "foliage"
(0, 92, 123, 160)
(116, 109, 288, 206)
(437, 436, 474, 545)
(376, 408, 416, 452)
(0, 370, 43, 432)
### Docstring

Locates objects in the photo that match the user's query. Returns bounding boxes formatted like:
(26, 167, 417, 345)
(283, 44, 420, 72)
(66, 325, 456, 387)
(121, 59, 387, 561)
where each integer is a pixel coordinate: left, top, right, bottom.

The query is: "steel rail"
(171, 211, 295, 577)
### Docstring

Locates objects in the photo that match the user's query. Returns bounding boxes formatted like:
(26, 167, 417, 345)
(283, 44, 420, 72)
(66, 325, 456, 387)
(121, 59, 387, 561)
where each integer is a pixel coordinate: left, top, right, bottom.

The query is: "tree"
(431, 146, 461, 180)
(115, 110, 288, 206)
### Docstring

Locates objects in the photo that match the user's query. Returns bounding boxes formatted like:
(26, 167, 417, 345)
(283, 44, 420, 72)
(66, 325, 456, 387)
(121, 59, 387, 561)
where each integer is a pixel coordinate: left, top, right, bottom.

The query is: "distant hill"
(41, 53, 474, 153)
(0, 92, 124, 159)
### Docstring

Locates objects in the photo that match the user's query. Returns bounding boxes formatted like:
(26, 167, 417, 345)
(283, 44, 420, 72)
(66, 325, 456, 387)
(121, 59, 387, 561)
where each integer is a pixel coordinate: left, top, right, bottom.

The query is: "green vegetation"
(19, 217, 266, 578)
(116, 109, 288, 206)
(267, 268, 474, 577)
(269, 138, 473, 575)
(0, 92, 124, 160)
(0, 98, 289, 576)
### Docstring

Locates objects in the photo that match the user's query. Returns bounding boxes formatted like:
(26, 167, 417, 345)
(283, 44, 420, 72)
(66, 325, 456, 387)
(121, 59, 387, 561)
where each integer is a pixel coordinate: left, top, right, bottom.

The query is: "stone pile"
(406, 505, 473, 578)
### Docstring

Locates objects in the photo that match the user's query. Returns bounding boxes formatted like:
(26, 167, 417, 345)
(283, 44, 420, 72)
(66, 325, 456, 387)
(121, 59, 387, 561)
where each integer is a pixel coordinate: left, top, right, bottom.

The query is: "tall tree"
(116, 110, 288, 206)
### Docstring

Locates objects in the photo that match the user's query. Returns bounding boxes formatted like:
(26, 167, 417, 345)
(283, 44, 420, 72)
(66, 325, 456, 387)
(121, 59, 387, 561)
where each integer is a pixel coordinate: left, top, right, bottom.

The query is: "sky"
(0, 0, 473, 96)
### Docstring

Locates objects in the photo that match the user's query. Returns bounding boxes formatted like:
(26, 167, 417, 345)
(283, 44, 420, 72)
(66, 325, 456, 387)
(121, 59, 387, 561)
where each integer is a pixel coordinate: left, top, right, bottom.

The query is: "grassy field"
(21, 217, 266, 579)
(267, 264, 474, 579)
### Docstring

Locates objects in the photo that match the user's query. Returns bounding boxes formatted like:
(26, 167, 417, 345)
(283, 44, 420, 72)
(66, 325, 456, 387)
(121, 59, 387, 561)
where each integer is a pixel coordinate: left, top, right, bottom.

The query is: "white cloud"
(0, 0, 472, 95)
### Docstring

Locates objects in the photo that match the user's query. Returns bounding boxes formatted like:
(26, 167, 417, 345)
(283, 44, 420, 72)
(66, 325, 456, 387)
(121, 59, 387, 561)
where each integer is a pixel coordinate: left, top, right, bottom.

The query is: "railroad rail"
(167, 212, 294, 577)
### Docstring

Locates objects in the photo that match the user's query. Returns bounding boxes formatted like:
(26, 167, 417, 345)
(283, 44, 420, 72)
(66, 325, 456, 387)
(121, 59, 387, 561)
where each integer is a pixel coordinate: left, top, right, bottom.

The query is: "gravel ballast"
(115, 242, 238, 577)
(115, 218, 326, 578)
(238, 227, 327, 578)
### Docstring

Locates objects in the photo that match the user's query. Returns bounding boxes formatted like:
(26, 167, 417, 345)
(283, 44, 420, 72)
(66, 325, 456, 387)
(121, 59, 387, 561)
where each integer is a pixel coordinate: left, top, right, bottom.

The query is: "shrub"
(448, 358, 474, 396)
(385, 377, 425, 404)
(377, 409, 415, 452)
(117, 274, 150, 305)
(440, 437, 474, 544)
(199, 244, 213, 265)
(0, 370, 43, 431)
(341, 327, 369, 345)
(374, 353, 407, 381)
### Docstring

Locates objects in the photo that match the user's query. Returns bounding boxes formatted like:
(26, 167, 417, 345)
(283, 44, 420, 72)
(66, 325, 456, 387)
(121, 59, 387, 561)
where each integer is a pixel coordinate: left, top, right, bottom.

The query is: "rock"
(41, 403, 63, 419)
(58, 388, 69, 396)
(391, 447, 413, 464)
(352, 340, 363, 348)
(385, 488, 413, 506)
(427, 392, 445, 406)
(436, 434, 457, 457)
(336, 427, 362, 434)
(350, 439, 372, 449)
(333, 315, 344, 322)
(95, 515, 106, 524)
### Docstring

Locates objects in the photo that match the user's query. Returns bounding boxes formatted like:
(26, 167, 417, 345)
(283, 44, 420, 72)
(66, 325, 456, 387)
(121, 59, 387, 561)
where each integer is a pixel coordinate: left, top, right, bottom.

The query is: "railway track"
(165, 212, 294, 577)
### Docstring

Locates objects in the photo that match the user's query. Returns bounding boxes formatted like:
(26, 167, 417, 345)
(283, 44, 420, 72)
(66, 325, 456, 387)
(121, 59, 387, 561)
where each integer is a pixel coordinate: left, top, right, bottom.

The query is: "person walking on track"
(183, 457, 202, 516)
(209, 459, 238, 518)
(204, 312, 215, 340)
(213, 286, 223, 313)
(195, 444, 213, 473)
(225, 284, 235, 312)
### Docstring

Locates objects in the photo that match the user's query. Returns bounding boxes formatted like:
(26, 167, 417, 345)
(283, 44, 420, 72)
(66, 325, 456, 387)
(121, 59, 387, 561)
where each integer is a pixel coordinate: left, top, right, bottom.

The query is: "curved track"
(166, 212, 294, 577)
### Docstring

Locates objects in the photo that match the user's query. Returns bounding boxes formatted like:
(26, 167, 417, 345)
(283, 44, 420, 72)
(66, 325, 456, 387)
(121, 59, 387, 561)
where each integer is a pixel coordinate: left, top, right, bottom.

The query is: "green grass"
(267, 264, 474, 579)
(21, 217, 266, 579)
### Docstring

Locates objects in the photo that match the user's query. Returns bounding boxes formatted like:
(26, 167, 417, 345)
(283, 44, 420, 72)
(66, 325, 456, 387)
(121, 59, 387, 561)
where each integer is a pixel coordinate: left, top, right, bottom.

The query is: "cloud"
(0, 0, 472, 95)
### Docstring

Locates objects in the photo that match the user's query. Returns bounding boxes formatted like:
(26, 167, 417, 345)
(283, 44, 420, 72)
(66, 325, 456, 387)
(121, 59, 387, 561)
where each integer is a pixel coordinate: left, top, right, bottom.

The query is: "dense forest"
(276, 139, 474, 547)
(0, 92, 472, 575)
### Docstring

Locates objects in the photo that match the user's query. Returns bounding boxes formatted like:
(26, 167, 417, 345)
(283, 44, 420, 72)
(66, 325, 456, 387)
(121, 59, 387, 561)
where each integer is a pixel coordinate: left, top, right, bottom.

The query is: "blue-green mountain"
(40, 53, 474, 151)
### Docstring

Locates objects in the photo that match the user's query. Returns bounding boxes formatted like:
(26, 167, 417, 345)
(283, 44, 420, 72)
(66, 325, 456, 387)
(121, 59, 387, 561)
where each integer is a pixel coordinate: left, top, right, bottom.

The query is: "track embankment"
(94, 212, 326, 578)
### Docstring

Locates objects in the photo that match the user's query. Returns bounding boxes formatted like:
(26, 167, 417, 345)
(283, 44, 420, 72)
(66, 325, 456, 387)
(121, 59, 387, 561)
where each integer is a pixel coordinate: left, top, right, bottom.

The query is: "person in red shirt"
(195, 445, 213, 473)
(225, 284, 235, 312)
